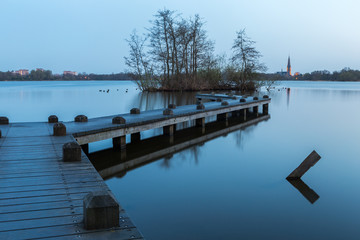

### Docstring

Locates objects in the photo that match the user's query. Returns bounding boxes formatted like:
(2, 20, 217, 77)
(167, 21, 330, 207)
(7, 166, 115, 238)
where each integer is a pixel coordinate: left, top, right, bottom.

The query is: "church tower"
(287, 56, 291, 76)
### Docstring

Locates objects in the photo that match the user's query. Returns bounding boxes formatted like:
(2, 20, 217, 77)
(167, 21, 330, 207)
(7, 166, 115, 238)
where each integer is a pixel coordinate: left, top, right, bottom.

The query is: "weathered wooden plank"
(0, 184, 107, 200)
(0, 211, 133, 234)
(0, 180, 104, 194)
(287, 150, 321, 179)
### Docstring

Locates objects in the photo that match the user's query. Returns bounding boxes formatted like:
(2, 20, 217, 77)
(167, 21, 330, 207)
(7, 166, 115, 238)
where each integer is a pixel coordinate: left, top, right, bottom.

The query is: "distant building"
(36, 68, 45, 72)
(15, 69, 29, 76)
(287, 56, 291, 76)
(63, 71, 78, 76)
(276, 56, 292, 77)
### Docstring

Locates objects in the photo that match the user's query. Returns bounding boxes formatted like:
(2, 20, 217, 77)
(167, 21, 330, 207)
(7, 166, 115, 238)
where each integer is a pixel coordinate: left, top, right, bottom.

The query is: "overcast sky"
(1, 0, 359, 74)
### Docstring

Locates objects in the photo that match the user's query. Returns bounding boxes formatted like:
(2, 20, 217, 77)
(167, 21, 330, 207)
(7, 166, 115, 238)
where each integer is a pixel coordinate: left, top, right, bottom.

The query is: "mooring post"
(0, 117, 9, 125)
(130, 108, 140, 114)
(287, 150, 321, 179)
(81, 144, 89, 155)
(83, 191, 120, 230)
(112, 116, 126, 125)
(263, 103, 269, 115)
(131, 132, 141, 143)
(48, 115, 58, 123)
(53, 123, 66, 136)
(75, 115, 88, 122)
(163, 124, 175, 136)
(63, 142, 82, 162)
(0, 129, 2, 138)
(113, 136, 126, 150)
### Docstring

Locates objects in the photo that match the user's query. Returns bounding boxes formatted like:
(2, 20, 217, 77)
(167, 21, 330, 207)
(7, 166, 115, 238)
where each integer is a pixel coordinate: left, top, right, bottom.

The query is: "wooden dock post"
(81, 144, 89, 155)
(163, 125, 175, 136)
(197, 104, 205, 110)
(131, 132, 141, 143)
(0, 129, 2, 138)
(0, 116, 9, 124)
(253, 106, 259, 117)
(130, 108, 140, 114)
(53, 122, 66, 136)
(217, 113, 229, 121)
(168, 104, 177, 109)
(63, 142, 82, 162)
(48, 115, 58, 123)
(239, 109, 247, 121)
(287, 150, 321, 179)
(163, 109, 173, 115)
(83, 191, 120, 230)
(112, 116, 126, 124)
(263, 103, 269, 115)
(75, 115, 88, 122)
(196, 118, 205, 128)
(113, 136, 126, 150)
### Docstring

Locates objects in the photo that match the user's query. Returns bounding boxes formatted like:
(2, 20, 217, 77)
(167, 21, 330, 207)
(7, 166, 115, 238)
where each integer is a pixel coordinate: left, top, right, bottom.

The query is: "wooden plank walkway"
(0, 123, 143, 240)
(0, 94, 270, 239)
(91, 114, 271, 180)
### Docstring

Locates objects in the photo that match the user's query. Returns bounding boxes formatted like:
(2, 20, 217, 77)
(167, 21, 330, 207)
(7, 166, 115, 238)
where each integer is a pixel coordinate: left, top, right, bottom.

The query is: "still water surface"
(1, 80, 360, 239)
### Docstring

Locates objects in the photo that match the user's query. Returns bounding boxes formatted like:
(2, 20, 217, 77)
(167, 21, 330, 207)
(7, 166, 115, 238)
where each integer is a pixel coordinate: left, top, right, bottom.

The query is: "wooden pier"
(0, 94, 270, 239)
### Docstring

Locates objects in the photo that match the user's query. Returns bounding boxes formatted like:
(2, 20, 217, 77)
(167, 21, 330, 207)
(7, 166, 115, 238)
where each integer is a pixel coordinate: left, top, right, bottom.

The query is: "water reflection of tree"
(160, 145, 201, 168)
(234, 125, 257, 149)
(136, 91, 198, 111)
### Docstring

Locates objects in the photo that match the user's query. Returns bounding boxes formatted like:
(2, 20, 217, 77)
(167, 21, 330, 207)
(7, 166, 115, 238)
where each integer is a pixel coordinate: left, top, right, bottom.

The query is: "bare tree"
(124, 30, 157, 91)
(231, 29, 266, 89)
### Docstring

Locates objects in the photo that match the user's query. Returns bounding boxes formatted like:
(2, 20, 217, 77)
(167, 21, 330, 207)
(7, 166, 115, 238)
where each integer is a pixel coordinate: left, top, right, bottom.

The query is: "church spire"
(287, 56, 291, 76)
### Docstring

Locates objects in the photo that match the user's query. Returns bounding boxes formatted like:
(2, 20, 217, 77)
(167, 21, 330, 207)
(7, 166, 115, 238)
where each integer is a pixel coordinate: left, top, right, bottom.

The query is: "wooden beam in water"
(287, 150, 321, 179)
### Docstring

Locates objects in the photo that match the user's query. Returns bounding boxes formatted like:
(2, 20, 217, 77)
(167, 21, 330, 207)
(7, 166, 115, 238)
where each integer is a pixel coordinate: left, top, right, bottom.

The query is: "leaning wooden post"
(287, 150, 321, 179)
(83, 191, 120, 230)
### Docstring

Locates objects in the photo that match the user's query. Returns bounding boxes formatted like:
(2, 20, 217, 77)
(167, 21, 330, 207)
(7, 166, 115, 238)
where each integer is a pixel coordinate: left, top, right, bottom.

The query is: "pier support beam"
(113, 136, 126, 150)
(239, 109, 247, 121)
(217, 113, 229, 121)
(163, 124, 175, 136)
(83, 191, 120, 230)
(253, 106, 259, 117)
(196, 118, 205, 128)
(131, 132, 141, 143)
(263, 103, 269, 115)
(81, 144, 89, 155)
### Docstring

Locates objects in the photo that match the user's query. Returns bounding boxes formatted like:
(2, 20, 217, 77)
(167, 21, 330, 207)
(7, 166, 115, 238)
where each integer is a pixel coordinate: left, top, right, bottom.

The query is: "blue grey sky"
(1, 0, 359, 74)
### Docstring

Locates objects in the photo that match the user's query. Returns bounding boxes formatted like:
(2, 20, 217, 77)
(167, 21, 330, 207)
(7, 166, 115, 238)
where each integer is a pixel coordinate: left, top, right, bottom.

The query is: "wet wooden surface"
(0, 123, 143, 240)
(0, 95, 270, 239)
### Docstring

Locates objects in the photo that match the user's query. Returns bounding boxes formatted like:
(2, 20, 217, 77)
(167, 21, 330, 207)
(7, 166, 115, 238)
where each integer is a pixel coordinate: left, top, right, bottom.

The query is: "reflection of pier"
(90, 114, 270, 180)
(287, 179, 320, 204)
(0, 94, 270, 239)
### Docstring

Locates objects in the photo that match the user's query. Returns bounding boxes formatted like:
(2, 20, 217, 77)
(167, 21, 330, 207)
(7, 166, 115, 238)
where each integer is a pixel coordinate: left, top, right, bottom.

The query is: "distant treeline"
(0, 70, 132, 81)
(259, 68, 360, 81)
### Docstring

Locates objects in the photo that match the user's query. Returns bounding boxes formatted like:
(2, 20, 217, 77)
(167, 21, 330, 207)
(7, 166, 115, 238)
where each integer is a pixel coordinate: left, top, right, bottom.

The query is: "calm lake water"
(1, 80, 360, 239)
